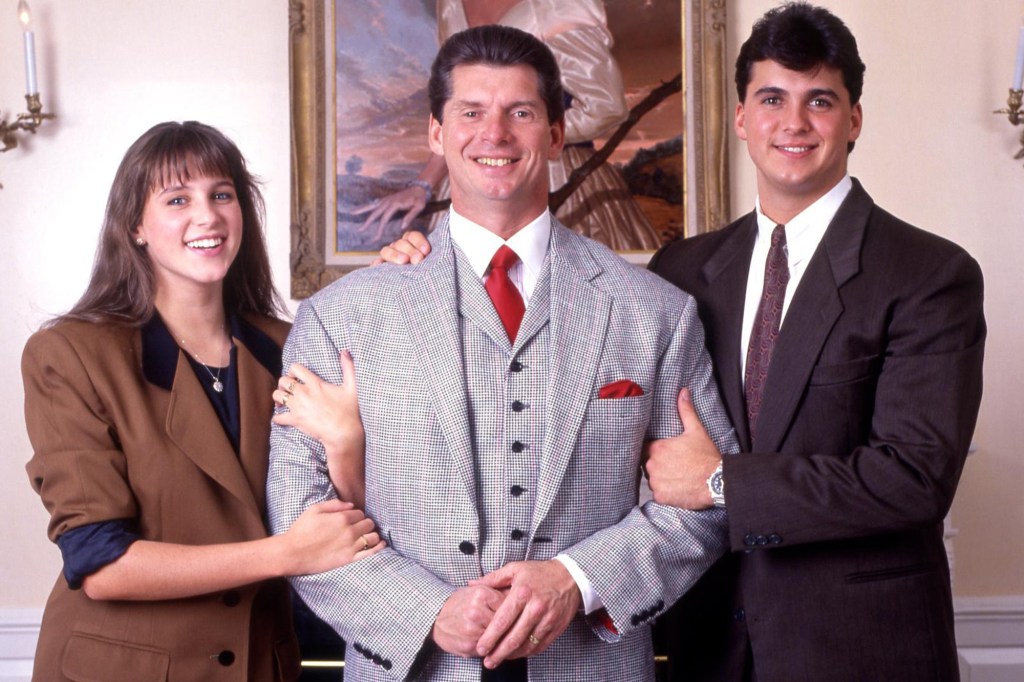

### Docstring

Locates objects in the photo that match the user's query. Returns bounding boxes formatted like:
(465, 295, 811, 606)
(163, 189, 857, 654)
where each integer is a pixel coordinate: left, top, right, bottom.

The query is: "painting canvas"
(289, 0, 728, 297)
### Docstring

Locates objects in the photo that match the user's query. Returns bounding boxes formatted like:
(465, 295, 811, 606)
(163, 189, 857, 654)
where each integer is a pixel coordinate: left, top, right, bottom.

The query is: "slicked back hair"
(428, 24, 565, 125)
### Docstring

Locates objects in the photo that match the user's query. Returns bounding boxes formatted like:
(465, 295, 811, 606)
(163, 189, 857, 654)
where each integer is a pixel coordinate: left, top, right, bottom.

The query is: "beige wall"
(1, 0, 1020, 608)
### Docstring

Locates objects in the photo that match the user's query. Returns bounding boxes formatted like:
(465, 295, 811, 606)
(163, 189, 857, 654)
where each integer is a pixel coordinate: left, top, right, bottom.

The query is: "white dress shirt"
(740, 175, 853, 382)
(446, 208, 604, 614)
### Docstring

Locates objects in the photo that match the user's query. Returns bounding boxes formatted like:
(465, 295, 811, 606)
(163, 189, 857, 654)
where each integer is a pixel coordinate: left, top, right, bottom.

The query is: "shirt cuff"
(554, 554, 603, 614)
(56, 519, 139, 589)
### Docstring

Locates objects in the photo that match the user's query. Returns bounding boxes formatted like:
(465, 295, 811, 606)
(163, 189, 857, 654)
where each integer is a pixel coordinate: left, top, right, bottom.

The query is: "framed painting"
(288, 0, 729, 298)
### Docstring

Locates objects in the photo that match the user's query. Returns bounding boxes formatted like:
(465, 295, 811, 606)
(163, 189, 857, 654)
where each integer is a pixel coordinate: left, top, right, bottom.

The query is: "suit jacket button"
(509, 361, 524, 372)
(222, 590, 241, 607)
(382, 660, 393, 671)
(744, 534, 757, 547)
(510, 529, 524, 541)
(372, 654, 383, 665)
(217, 650, 235, 666)
(510, 485, 525, 497)
(768, 534, 782, 545)
(459, 541, 476, 555)
(511, 400, 526, 412)
(511, 440, 525, 453)
(755, 535, 768, 545)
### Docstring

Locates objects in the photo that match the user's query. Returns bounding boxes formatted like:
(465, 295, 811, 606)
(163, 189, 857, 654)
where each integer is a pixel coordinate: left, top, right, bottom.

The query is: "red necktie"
(744, 224, 789, 431)
(484, 245, 525, 342)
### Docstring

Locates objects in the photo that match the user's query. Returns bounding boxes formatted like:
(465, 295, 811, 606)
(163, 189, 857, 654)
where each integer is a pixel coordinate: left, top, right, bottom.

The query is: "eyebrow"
(450, 98, 542, 110)
(753, 86, 840, 100)
(155, 179, 234, 197)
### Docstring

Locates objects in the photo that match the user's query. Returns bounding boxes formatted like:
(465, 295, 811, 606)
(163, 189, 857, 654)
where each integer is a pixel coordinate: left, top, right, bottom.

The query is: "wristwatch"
(706, 461, 726, 507)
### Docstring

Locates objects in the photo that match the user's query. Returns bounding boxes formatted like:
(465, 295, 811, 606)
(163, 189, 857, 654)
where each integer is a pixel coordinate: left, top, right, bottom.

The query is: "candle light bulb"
(18, 0, 38, 96)
(17, 0, 31, 28)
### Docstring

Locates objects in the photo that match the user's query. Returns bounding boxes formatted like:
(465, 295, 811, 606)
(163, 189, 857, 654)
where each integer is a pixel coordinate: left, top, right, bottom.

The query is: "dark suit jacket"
(649, 179, 985, 682)
(23, 314, 300, 682)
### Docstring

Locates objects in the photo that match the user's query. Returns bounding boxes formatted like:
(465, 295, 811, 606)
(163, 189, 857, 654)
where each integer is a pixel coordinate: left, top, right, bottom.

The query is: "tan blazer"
(23, 314, 300, 682)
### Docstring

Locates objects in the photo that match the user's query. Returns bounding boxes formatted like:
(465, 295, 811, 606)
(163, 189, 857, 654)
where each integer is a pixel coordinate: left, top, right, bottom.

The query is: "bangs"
(144, 131, 234, 193)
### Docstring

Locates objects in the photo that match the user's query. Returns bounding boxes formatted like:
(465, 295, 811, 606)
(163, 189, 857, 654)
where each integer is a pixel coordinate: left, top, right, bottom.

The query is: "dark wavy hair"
(53, 121, 285, 326)
(736, 2, 866, 152)
(428, 24, 565, 125)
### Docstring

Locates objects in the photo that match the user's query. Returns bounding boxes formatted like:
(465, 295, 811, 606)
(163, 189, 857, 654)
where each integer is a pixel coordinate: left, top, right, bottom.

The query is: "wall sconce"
(994, 89, 1024, 164)
(1, 0, 54, 154)
(995, 24, 1024, 165)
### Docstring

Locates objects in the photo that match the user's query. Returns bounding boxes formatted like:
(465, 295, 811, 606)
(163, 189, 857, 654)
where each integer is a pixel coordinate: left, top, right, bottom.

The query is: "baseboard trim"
(3, 599, 1023, 681)
(954, 597, 1024, 681)
(0, 609, 41, 682)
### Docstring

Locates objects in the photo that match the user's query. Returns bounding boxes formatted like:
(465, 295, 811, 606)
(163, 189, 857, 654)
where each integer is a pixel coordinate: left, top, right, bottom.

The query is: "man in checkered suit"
(267, 25, 736, 682)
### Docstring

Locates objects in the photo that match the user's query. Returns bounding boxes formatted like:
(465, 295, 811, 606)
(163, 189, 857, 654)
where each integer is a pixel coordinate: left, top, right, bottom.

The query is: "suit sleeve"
(561, 294, 737, 639)
(23, 329, 139, 543)
(724, 249, 985, 550)
(266, 299, 456, 680)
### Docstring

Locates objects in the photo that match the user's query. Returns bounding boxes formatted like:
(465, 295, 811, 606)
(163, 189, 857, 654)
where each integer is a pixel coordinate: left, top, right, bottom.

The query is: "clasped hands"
(432, 559, 581, 669)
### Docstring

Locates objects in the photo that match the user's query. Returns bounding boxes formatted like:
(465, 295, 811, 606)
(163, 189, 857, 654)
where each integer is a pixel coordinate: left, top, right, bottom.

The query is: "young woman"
(23, 121, 380, 682)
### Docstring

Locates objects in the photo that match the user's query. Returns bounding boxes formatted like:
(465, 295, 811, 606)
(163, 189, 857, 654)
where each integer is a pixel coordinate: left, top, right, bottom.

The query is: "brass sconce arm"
(994, 88, 1024, 162)
(1, 93, 54, 153)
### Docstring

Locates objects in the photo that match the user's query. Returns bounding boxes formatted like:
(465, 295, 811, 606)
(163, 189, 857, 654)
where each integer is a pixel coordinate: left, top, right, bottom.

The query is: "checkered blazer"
(267, 218, 737, 681)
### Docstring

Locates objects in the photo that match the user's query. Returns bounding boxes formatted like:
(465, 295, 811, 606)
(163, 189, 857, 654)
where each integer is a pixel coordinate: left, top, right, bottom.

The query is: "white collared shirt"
(447, 207, 550, 303)
(740, 175, 853, 382)
(445, 207, 604, 615)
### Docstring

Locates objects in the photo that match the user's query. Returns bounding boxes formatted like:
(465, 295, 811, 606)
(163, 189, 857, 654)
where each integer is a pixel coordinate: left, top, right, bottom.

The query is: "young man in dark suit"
(645, 3, 985, 681)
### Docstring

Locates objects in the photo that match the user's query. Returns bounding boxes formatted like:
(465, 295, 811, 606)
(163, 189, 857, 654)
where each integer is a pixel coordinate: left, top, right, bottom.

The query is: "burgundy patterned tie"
(744, 224, 789, 431)
(484, 245, 525, 342)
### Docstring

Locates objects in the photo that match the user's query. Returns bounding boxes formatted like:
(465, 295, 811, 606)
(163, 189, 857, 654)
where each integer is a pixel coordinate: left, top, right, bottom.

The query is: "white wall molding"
(0, 609, 40, 682)
(4, 599, 1023, 682)
(955, 596, 1024, 681)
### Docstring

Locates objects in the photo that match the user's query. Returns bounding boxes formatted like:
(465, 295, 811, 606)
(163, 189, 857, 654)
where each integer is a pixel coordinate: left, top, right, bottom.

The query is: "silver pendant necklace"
(179, 337, 227, 393)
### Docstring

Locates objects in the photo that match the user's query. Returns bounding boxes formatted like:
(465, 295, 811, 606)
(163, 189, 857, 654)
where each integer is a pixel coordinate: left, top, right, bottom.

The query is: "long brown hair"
(54, 121, 285, 326)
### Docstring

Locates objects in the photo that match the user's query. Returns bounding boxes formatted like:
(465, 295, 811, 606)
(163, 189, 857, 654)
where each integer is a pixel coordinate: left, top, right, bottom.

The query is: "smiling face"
(736, 59, 863, 223)
(429, 63, 564, 238)
(135, 172, 243, 301)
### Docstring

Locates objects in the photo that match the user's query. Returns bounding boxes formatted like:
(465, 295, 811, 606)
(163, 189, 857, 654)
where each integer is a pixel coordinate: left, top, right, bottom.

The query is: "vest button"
(510, 529, 524, 541)
(511, 441, 525, 453)
(509, 360, 523, 372)
(217, 650, 235, 666)
(458, 541, 476, 555)
(510, 485, 525, 497)
(511, 400, 526, 412)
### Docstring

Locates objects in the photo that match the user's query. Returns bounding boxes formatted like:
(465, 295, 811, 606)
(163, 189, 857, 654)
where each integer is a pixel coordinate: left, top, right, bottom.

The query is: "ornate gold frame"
(288, 0, 730, 299)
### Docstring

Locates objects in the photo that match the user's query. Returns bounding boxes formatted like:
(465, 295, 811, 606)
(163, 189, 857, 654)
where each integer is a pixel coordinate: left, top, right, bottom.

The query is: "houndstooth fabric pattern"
(266, 217, 738, 681)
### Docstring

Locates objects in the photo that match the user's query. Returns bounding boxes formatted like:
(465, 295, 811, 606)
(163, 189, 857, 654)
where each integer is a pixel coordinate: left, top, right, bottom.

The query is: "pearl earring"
(135, 237, 147, 246)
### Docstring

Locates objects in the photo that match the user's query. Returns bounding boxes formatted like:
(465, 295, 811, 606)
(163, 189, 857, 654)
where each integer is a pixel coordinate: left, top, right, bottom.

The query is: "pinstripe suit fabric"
(267, 218, 737, 681)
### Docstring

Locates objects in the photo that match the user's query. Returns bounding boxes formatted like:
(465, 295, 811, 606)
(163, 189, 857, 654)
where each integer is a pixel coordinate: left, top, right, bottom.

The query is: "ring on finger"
(528, 634, 540, 646)
(286, 380, 296, 393)
(359, 535, 369, 551)
(281, 394, 290, 407)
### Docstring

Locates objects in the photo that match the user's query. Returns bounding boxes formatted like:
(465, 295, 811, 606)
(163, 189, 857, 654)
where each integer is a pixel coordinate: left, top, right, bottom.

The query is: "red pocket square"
(599, 379, 644, 399)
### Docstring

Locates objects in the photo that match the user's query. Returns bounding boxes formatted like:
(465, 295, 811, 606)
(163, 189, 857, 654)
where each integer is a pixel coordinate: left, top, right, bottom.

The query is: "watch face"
(709, 471, 725, 496)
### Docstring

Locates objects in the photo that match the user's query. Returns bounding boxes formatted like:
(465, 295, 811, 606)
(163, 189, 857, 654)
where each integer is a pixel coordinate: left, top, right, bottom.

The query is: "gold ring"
(281, 394, 290, 407)
(360, 535, 369, 551)
(287, 380, 296, 393)
(528, 634, 540, 646)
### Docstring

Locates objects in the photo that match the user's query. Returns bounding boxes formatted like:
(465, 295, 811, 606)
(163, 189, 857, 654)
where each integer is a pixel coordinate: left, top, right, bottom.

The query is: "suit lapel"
(165, 351, 262, 517)
(753, 181, 872, 452)
(700, 216, 757, 451)
(532, 223, 611, 532)
(397, 223, 479, 509)
(236, 339, 276, 516)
